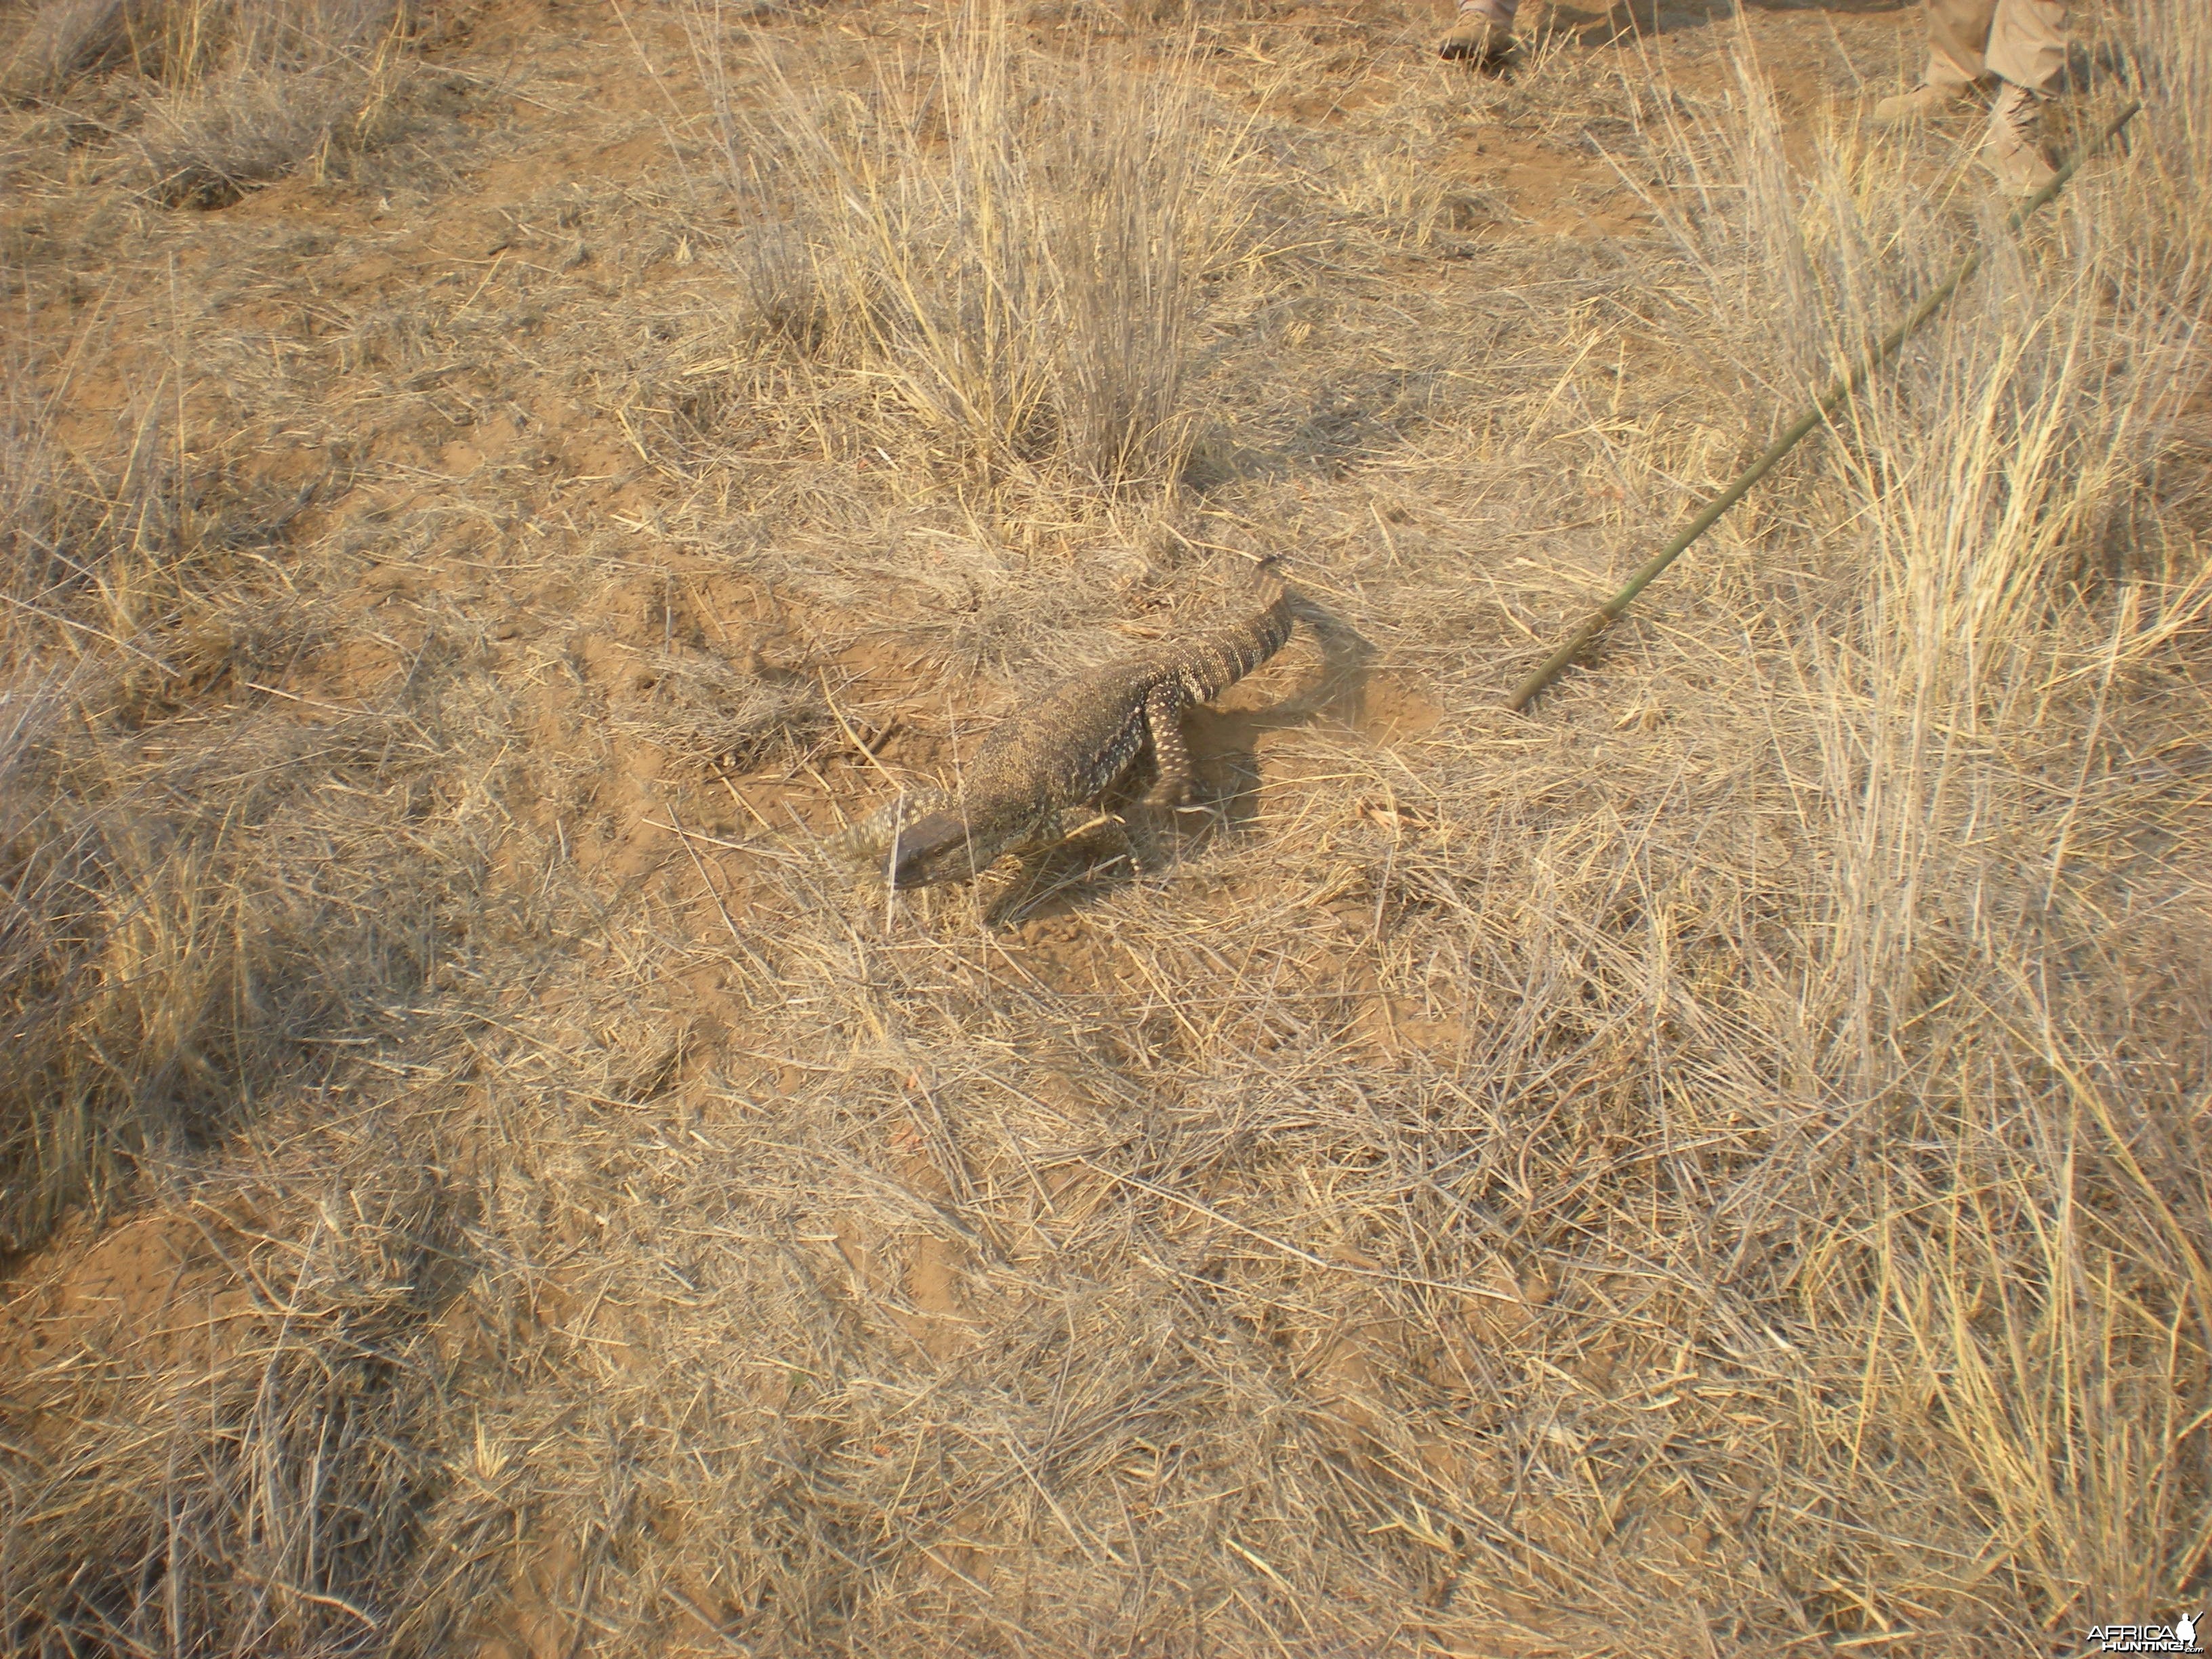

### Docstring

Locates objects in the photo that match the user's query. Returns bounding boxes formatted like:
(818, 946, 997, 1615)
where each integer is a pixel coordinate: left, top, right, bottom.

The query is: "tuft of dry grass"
(0, 1160, 482, 1652)
(4, 0, 398, 93)
(3, 0, 425, 206)
(693, 0, 1243, 491)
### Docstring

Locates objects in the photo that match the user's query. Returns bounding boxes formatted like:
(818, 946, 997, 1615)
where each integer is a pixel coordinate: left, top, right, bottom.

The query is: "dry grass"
(3, 0, 386, 89)
(0, 1162, 483, 1651)
(1, 0, 2207, 1653)
(2, 0, 429, 205)
(693, 0, 1241, 490)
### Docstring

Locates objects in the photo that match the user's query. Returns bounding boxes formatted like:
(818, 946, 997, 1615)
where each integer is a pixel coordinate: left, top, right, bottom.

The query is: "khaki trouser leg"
(1985, 0, 2068, 94)
(1924, 0, 1996, 89)
(1923, 0, 2068, 92)
(1460, 0, 1517, 21)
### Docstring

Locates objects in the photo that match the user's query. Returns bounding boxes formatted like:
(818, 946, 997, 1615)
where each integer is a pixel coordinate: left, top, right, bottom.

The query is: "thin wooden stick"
(1507, 98, 2142, 713)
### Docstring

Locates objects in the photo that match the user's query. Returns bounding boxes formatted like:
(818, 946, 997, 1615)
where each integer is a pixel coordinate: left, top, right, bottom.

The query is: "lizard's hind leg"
(1139, 685, 1201, 811)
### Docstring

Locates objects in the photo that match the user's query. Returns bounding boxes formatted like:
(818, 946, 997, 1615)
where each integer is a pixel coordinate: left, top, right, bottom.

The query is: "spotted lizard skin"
(834, 558, 1294, 888)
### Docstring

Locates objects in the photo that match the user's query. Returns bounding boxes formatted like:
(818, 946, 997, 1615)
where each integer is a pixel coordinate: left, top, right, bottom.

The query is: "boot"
(1871, 82, 1970, 125)
(1980, 81, 2056, 197)
(1439, 1, 1511, 64)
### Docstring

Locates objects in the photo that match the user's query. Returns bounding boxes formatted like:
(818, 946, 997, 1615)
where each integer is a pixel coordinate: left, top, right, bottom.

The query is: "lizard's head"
(834, 790, 1041, 889)
(880, 805, 1018, 888)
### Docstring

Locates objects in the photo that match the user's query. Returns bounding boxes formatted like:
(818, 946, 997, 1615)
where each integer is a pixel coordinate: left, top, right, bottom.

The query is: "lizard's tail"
(1174, 556, 1295, 702)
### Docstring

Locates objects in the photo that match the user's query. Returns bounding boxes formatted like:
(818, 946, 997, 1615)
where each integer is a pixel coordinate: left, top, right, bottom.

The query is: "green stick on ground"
(1504, 97, 2144, 714)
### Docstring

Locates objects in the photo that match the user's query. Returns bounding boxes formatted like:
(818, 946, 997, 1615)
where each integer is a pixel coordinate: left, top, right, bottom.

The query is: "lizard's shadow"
(986, 598, 1374, 928)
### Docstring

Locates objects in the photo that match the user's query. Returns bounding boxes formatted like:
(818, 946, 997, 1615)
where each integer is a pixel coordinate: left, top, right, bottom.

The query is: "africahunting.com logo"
(2086, 1613, 2203, 1655)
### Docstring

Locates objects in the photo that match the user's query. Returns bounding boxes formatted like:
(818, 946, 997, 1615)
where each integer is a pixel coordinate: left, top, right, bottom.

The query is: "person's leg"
(1925, 0, 1999, 89)
(1440, 0, 1515, 63)
(1875, 0, 1995, 122)
(1984, 0, 2067, 93)
(1979, 0, 2068, 194)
